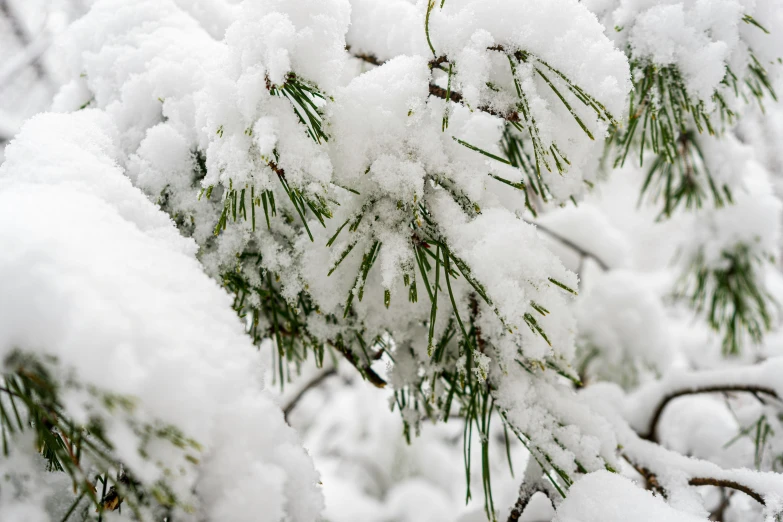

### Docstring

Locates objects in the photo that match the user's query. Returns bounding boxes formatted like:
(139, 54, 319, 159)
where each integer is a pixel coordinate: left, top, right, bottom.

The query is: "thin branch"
(708, 488, 731, 521)
(347, 46, 447, 70)
(645, 385, 778, 441)
(623, 455, 666, 497)
(0, 385, 22, 398)
(428, 83, 521, 122)
(624, 454, 768, 508)
(506, 487, 551, 522)
(329, 341, 387, 388)
(348, 48, 521, 123)
(526, 220, 610, 271)
(345, 47, 383, 67)
(283, 367, 337, 421)
(689, 477, 764, 506)
(506, 458, 553, 522)
(0, 35, 51, 95)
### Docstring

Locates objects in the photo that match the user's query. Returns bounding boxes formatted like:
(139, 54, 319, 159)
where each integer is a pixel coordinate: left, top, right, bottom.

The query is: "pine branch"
(680, 245, 773, 356)
(639, 131, 729, 219)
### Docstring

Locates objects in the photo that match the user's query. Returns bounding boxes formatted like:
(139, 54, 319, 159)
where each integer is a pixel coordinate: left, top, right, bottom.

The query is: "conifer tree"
(1, 0, 783, 521)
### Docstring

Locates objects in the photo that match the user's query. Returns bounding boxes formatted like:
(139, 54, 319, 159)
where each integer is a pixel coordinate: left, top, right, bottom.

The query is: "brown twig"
(349, 48, 522, 123)
(689, 477, 765, 506)
(329, 341, 387, 388)
(709, 488, 731, 521)
(645, 385, 778, 441)
(624, 455, 768, 508)
(349, 50, 384, 67)
(428, 83, 521, 122)
(624, 456, 667, 497)
(347, 46, 448, 70)
(507, 486, 551, 522)
(283, 367, 337, 421)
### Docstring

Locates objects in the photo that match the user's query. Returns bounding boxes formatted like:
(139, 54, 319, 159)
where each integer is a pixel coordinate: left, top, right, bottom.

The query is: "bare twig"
(283, 367, 337, 421)
(690, 478, 764, 506)
(526, 220, 610, 271)
(329, 341, 387, 388)
(347, 46, 447, 70)
(346, 48, 383, 67)
(645, 385, 778, 441)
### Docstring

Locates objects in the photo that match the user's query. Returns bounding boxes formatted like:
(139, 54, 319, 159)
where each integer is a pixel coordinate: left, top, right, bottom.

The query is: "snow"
(0, 111, 323, 521)
(576, 270, 673, 389)
(587, 0, 783, 113)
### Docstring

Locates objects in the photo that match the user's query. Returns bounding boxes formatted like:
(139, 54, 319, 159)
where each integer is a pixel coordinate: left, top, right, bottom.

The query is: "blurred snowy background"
(0, 0, 89, 160)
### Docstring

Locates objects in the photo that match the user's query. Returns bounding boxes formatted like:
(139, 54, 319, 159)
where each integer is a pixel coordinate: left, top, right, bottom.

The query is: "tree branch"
(346, 48, 383, 67)
(624, 456, 667, 497)
(525, 220, 610, 271)
(283, 367, 337, 421)
(428, 83, 521, 122)
(506, 458, 553, 522)
(329, 340, 387, 388)
(507, 487, 551, 522)
(645, 385, 778, 441)
(624, 455, 768, 508)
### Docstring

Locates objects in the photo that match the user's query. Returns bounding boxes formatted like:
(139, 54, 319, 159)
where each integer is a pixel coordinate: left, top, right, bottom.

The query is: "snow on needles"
(586, 0, 783, 112)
